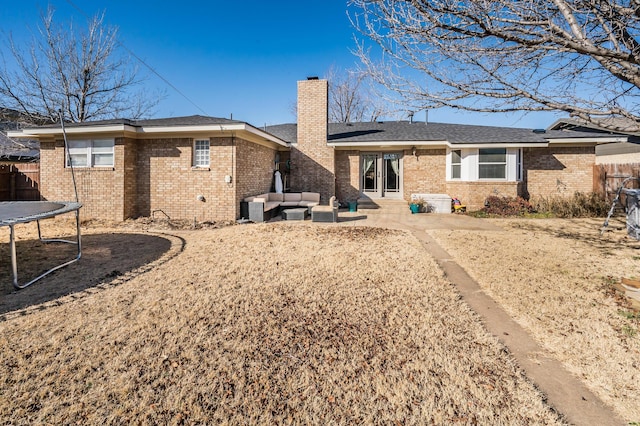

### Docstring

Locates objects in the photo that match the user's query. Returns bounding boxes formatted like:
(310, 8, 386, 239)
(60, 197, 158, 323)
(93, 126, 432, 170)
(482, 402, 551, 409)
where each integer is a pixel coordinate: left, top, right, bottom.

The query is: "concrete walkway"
(337, 207, 625, 426)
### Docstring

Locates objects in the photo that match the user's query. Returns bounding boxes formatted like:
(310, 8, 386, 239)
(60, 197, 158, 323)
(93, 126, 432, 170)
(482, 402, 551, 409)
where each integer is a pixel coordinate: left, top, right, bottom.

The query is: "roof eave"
(8, 124, 138, 138)
(327, 140, 449, 148)
(9, 122, 289, 148)
(327, 140, 549, 149)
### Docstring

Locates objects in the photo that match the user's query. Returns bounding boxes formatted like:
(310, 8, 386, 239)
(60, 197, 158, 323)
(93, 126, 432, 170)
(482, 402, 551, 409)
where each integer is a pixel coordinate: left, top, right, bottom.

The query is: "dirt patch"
(429, 217, 640, 422)
(0, 221, 562, 424)
(0, 218, 182, 317)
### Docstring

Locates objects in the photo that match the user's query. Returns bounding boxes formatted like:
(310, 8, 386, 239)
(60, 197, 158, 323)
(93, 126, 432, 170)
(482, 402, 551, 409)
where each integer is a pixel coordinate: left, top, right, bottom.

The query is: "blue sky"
(2, 0, 565, 129)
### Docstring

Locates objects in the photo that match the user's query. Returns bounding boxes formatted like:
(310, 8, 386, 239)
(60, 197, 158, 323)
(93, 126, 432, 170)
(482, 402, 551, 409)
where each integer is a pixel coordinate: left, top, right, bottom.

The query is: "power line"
(64, 0, 209, 116)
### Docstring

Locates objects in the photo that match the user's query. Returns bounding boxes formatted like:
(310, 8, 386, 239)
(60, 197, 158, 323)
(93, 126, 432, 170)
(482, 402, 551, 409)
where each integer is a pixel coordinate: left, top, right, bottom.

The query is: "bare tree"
(326, 66, 391, 122)
(0, 8, 158, 124)
(350, 0, 640, 131)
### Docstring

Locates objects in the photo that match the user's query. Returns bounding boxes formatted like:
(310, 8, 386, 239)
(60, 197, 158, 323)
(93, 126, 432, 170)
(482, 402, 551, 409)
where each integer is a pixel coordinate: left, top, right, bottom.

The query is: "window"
(67, 139, 114, 167)
(516, 148, 522, 181)
(478, 148, 506, 179)
(194, 139, 210, 167)
(451, 150, 461, 179)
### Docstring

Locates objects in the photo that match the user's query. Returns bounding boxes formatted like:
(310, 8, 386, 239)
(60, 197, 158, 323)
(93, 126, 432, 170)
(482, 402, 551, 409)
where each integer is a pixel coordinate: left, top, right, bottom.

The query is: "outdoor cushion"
(298, 200, 319, 207)
(252, 197, 267, 203)
(268, 193, 284, 202)
(301, 192, 320, 202)
(280, 201, 301, 207)
(284, 193, 302, 202)
(264, 201, 281, 211)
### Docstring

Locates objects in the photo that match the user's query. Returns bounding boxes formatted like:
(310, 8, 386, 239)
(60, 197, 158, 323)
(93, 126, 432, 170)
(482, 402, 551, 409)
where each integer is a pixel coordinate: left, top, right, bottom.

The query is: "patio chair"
(311, 196, 338, 223)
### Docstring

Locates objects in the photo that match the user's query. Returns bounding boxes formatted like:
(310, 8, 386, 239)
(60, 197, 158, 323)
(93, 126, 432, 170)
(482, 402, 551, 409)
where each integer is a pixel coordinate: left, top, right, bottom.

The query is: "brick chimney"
(290, 78, 335, 203)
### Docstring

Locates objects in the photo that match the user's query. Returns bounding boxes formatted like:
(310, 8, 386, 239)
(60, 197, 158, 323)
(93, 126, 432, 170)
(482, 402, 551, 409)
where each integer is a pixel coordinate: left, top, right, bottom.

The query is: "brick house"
(9, 116, 289, 221)
(8, 78, 628, 221)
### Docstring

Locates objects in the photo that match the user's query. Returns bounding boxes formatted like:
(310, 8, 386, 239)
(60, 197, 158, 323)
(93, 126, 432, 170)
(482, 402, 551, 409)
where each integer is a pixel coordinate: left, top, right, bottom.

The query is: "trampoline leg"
(9, 225, 18, 289)
(11, 210, 82, 290)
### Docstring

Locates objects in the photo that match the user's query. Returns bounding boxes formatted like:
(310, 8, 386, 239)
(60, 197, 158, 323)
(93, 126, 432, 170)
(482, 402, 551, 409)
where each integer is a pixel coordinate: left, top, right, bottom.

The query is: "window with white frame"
(451, 149, 462, 179)
(478, 148, 507, 179)
(447, 147, 523, 181)
(194, 139, 210, 167)
(67, 139, 114, 167)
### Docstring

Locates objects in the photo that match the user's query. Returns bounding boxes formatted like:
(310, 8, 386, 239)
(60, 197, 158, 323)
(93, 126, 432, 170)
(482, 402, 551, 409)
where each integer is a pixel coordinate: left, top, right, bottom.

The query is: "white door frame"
(360, 152, 403, 199)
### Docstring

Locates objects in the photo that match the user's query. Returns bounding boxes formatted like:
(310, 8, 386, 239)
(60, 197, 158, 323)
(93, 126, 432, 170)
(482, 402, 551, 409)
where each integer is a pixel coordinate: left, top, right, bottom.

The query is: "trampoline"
(0, 201, 82, 289)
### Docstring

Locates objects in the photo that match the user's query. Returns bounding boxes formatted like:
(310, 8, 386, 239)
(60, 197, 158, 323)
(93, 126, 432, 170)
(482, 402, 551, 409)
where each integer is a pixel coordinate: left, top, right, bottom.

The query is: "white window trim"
(66, 139, 114, 168)
(193, 139, 210, 168)
(447, 148, 523, 182)
(450, 149, 462, 180)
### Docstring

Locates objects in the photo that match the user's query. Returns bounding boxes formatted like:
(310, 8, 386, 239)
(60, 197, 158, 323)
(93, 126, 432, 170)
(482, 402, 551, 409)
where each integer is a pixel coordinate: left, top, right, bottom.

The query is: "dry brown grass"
(0, 220, 562, 424)
(430, 217, 640, 422)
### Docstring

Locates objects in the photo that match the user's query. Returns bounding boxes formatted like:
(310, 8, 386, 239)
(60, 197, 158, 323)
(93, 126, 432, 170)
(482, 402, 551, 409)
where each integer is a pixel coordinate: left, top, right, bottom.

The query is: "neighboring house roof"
(548, 117, 640, 134)
(267, 121, 626, 147)
(0, 119, 39, 162)
(549, 118, 640, 158)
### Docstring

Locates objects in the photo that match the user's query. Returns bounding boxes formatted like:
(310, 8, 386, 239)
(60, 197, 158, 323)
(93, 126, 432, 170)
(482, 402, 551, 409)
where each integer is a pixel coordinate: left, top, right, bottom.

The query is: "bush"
(532, 192, 610, 218)
(482, 195, 534, 216)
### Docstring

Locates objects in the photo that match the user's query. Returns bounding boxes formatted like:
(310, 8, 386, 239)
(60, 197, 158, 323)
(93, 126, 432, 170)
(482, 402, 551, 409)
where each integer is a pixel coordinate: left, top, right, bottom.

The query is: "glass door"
(383, 153, 401, 198)
(361, 152, 402, 198)
(361, 154, 379, 196)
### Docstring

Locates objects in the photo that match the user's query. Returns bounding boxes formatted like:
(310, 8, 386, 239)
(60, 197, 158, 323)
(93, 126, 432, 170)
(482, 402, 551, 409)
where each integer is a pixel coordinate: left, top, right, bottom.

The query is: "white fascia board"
(139, 123, 289, 147)
(546, 136, 628, 144)
(328, 140, 547, 149)
(327, 140, 448, 148)
(8, 124, 137, 137)
(448, 142, 547, 149)
(12, 122, 289, 147)
(138, 124, 247, 133)
(243, 124, 290, 147)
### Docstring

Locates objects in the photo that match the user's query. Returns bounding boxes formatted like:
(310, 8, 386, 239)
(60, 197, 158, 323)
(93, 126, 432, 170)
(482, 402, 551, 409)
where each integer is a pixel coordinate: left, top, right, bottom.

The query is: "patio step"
(356, 198, 410, 213)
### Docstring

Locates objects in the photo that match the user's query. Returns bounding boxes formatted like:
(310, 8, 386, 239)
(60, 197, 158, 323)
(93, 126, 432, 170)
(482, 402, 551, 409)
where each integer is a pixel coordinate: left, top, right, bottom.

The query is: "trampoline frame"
(1, 201, 82, 290)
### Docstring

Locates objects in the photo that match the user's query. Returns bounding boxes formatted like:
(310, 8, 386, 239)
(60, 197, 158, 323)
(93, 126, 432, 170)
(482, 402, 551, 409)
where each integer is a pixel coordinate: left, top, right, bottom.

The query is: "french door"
(361, 152, 402, 199)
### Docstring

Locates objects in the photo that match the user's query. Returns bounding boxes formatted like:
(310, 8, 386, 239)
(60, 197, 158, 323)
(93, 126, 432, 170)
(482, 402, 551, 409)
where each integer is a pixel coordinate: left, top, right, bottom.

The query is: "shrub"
(482, 195, 534, 216)
(532, 192, 610, 218)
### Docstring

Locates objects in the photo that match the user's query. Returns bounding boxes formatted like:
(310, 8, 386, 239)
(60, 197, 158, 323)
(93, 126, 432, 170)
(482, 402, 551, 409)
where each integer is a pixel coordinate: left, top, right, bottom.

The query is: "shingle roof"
(266, 121, 612, 145)
(20, 116, 622, 146)
(265, 124, 297, 143)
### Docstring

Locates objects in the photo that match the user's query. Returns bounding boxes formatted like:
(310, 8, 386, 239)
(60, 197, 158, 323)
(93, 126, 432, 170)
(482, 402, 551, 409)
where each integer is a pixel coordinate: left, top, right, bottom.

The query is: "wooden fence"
(0, 162, 40, 201)
(594, 163, 640, 201)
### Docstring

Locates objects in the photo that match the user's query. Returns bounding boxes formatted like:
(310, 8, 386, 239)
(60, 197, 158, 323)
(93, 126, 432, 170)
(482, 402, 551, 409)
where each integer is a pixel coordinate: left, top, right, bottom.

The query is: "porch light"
(411, 146, 417, 156)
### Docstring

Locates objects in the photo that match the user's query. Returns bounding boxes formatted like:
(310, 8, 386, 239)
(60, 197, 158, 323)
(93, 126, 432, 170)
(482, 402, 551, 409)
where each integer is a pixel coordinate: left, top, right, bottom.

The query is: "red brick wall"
(403, 148, 447, 200)
(40, 135, 278, 222)
(524, 146, 595, 199)
(335, 150, 360, 202)
(235, 139, 279, 215)
(446, 181, 521, 210)
(292, 79, 335, 203)
(122, 137, 138, 219)
(134, 137, 240, 222)
(39, 139, 127, 221)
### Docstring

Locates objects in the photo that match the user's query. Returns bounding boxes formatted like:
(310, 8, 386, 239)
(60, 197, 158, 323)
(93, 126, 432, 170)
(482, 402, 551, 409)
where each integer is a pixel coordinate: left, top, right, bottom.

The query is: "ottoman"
(282, 208, 308, 221)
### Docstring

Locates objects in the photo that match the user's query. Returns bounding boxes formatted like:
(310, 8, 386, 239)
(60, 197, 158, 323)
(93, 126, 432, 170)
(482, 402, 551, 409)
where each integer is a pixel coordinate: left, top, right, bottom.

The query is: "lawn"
(430, 217, 640, 422)
(0, 220, 562, 424)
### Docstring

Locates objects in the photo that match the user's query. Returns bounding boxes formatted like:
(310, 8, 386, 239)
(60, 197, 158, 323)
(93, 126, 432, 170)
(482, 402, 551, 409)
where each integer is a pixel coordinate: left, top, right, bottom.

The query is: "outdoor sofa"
(241, 192, 320, 222)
